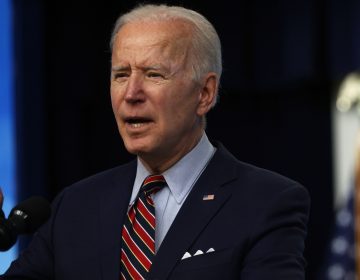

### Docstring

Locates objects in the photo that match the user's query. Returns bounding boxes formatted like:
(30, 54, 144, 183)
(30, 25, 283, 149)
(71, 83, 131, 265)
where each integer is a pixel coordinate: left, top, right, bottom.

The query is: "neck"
(140, 130, 204, 174)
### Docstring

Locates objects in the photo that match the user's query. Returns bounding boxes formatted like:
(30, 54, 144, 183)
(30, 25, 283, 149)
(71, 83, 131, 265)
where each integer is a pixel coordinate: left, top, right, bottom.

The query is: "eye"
(147, 72, 164, 79)
(113, 72, 129, 80)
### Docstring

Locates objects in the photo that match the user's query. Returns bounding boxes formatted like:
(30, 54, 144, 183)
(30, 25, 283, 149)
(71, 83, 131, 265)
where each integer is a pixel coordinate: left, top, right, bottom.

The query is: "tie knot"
(140, 175, 166, 195)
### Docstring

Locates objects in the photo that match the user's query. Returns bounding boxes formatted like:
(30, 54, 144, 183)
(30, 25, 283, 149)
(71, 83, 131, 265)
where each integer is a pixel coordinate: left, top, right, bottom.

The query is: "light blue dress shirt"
(128, 133, 216, 251)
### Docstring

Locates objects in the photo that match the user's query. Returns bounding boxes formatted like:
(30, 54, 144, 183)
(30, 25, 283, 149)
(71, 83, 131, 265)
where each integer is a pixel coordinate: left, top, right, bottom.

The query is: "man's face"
(111, 20, 212, 172)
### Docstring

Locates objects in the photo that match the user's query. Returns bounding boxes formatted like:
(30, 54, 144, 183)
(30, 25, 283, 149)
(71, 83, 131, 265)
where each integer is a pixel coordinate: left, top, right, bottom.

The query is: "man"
(2, 4, 310, 279)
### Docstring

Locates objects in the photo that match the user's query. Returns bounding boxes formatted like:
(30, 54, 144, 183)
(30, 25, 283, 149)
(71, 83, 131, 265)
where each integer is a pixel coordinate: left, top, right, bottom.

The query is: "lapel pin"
(203, 194, 215, 201)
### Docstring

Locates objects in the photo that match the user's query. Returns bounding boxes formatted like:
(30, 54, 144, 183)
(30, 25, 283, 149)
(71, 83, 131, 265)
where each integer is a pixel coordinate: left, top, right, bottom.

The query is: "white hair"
(110, 4, 222, 94)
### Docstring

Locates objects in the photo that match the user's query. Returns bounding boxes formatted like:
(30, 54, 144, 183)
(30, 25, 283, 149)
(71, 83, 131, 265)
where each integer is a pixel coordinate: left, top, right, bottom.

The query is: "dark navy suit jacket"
(2, 144, 310, 279)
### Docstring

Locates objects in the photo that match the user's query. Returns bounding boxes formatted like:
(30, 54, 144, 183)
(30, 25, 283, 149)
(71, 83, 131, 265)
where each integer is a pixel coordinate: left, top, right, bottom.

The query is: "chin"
(123, 141, 150, 156)
(124, 145, 142, 155)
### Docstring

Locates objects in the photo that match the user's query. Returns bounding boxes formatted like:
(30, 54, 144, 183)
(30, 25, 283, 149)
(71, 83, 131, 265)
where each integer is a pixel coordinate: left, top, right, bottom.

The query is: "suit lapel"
(98, 161, 136, 280)
(148, 145, 237, 280)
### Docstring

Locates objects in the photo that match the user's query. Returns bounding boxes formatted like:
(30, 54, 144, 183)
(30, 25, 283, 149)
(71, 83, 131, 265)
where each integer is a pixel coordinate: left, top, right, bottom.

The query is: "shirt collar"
(130, 132, 215, 205)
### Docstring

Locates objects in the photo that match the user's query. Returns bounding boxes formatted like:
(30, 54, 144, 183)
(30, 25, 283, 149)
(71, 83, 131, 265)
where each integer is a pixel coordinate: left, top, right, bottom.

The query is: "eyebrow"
(143, 65, 164, 71)
(112, 64, 167, 72)
(111, 65, 130, 72)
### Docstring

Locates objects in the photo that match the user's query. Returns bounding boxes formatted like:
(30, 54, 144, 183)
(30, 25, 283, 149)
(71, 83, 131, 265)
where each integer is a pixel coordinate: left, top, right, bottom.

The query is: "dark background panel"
(13, 0, 360, 278)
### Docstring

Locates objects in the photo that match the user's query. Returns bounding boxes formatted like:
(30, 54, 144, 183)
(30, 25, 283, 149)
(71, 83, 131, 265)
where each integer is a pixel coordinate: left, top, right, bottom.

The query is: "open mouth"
(125, 117, 152, 128)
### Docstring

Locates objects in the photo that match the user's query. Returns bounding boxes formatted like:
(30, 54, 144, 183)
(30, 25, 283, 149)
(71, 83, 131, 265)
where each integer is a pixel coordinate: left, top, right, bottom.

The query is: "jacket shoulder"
(58, 160, 137, 198)
(215, 142, 308, 197)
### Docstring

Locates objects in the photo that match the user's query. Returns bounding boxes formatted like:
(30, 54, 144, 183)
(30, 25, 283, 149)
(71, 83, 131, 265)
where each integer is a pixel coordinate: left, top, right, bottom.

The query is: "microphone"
(0, 196, 51, 251)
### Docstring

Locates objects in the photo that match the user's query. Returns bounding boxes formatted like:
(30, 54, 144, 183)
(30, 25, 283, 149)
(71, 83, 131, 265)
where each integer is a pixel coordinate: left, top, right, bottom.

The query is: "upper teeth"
(131, 123, 142, 128)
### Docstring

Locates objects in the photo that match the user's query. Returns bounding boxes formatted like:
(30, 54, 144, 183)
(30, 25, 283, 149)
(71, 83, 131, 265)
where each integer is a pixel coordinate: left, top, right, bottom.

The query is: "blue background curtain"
(0, 0, 16, 272)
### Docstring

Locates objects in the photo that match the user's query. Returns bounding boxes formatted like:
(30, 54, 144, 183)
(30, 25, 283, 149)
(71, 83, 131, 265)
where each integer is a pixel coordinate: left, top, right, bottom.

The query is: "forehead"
(117, 18, 193, 41)
(112, 20, 193, 61)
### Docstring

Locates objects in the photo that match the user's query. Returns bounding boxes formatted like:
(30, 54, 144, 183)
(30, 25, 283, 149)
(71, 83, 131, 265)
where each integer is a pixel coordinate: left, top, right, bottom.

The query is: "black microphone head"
(9, 196, 51, 234)
(0, 208, 5, 220)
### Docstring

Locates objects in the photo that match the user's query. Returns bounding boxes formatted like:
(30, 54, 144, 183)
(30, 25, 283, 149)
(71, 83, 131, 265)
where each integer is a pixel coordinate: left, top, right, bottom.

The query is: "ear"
(196, 72, 218, 117)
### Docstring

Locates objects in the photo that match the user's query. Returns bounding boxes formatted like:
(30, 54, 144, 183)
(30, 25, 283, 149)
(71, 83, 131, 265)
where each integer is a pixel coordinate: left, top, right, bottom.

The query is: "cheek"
(172, 91, 199, 117)
(161, 97, 197, 128)
(110, 86, 123, 110)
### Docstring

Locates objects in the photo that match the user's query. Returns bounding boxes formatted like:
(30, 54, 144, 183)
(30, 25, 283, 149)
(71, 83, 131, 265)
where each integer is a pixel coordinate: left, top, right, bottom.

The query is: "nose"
(124, 74, 145, 104)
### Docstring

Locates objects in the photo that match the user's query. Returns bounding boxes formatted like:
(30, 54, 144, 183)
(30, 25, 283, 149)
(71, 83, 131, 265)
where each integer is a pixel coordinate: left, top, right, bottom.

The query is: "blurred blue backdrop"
(0, 0, 17, 273)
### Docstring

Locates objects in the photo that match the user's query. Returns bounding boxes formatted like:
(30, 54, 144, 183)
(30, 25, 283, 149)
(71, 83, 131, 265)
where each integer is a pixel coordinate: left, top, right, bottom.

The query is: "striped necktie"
(120, 175, 167, 280)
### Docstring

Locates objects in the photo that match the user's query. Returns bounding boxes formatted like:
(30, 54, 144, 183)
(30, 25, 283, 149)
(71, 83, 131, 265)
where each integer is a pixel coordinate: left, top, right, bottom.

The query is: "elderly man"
(2, 4, 310, 280)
